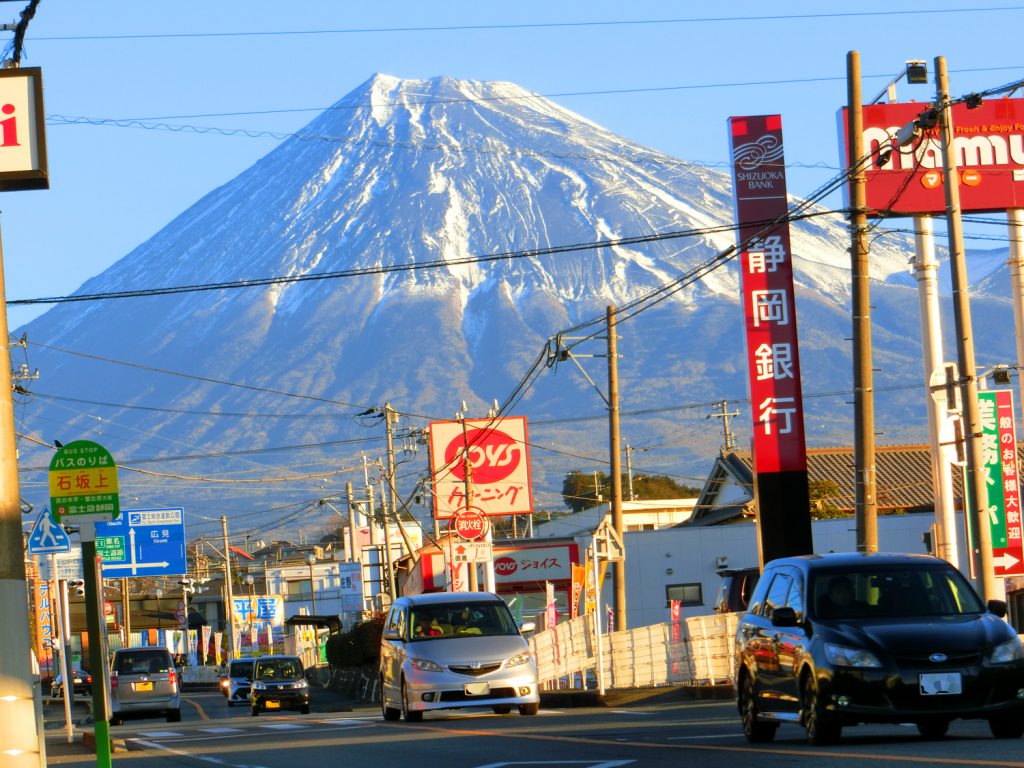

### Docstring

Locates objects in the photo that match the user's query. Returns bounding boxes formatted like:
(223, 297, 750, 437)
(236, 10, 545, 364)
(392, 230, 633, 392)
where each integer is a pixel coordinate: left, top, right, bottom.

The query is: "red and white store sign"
(840, 98, 1024, 215)
(428, 416, 533, 519)
(423, 542, 578, 591)
(728, 114, 808, 473)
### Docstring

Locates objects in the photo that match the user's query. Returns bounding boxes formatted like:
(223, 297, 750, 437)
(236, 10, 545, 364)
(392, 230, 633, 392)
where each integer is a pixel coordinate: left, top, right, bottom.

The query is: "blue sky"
(2, 1, 1020, 328)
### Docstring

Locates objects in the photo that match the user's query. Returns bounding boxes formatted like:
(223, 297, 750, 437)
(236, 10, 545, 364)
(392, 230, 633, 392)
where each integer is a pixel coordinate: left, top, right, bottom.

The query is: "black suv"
(250, 655, 309, 716)
(735, 552, 1024, 744)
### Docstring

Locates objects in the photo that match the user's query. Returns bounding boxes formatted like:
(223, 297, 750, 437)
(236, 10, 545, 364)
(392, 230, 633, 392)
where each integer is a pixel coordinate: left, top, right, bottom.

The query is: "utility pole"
(384, 404, 399, 537)
(935, 55, 996, 600)
(848, 50, 878, 553)
(625, 445, 636, 501)
(221, 515, 235, 660)
(709, 400, 740, 453)
(345, 482, 357, 562)
(0, 227, 44, 768)
(606, 306, 626, 630)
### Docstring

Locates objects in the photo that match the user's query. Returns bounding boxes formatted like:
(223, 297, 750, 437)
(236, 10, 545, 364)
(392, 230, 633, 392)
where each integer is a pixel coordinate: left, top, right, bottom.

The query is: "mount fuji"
(12, 74, 1016, 541)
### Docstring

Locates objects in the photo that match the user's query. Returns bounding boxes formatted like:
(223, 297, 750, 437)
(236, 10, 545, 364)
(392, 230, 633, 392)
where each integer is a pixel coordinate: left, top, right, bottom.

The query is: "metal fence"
(528, 612, 739, 690)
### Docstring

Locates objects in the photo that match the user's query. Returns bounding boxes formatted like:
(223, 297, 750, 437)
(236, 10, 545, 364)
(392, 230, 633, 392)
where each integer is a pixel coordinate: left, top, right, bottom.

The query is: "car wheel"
(167, 708, 181, 723)
(401, 679, 423, 722)
(518, 703, 539, 716)
(226, 700, 234, 708)
(251, 705, 259, 717)
(492, 705, 512, 715)
(381, 680, 401, 721)
(739, 673, 777, 743)
(801, 675, 841, 745)
(990, 714, 1024, 738)
(917, 718, 950, 739)
(109, 716, 122, 727)
(300, 704, 310, 715)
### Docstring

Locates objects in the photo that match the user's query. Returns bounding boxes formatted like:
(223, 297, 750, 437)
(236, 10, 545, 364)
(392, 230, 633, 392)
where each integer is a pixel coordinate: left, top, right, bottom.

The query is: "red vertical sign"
(728, 115, 808, 473)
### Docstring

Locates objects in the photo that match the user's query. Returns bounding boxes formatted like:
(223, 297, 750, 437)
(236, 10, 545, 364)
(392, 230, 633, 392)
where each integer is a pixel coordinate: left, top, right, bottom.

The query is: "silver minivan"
(379, 592, 539, 721)
(109, 647, 181, 724)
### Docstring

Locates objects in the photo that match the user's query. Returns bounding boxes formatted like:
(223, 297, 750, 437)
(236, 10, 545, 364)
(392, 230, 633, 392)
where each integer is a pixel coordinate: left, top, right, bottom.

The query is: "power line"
(9, 212, 844, 307)
(28, 7, 1024, 41)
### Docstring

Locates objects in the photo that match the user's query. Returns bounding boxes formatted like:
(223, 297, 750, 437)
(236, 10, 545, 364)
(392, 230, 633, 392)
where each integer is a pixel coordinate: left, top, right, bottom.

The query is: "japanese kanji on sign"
(49, 439, 120, 523)
(977, 390, 1024, 576)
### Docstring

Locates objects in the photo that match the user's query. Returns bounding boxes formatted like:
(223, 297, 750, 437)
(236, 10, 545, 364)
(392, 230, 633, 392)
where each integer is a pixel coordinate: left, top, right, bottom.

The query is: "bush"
(325, 613, 385, 668)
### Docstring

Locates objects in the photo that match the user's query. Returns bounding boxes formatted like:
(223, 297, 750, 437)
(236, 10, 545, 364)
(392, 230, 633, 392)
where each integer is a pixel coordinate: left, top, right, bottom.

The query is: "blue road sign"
(94, 507, 186, 577)
(27, 507, 71, 554)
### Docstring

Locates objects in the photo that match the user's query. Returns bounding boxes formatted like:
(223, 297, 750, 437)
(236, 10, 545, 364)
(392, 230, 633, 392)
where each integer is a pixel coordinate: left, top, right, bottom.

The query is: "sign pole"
(51, 555, 73, 743)
(81, 525, 112, 768)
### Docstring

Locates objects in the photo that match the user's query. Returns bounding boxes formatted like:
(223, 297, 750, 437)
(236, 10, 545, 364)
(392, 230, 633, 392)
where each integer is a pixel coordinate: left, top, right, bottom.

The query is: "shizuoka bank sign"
(841, 98, 1024, 214)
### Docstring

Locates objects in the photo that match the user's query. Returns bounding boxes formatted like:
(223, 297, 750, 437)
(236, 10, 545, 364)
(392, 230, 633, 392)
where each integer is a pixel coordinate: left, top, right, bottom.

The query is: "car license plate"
(919, 672, 962, 695)
(464, 682, 490, 696)
(266, 700, 280, 709)
(134, 681, 153, 692)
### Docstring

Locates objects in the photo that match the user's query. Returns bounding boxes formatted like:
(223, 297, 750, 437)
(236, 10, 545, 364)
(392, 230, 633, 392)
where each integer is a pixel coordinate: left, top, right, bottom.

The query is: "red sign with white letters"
(429, 416, 533, 519)
(840, 98, 1024, 215)
(452, 506, 489, 541)
(728, 115, 808, 473)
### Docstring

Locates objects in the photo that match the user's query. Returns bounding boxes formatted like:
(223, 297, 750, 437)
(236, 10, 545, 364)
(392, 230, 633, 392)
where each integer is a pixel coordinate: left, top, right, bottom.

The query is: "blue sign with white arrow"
(94, 507, 186, 577)
(27, 507, 72, 554)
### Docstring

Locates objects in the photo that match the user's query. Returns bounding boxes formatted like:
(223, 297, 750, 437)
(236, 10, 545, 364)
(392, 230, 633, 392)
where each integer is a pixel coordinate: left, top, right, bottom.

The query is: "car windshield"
(230, 661, 254, 677)
(410, 601, 518, 640)
(811, 565, 986, 620)
(114, 650, 172, 675)
(255, 659, 302, 680)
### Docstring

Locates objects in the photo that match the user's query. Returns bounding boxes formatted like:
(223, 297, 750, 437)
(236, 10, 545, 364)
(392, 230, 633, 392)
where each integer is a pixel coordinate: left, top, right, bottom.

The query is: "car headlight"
(989, 637, 1024, 664)
(410, 657, 444, 672)
(507, 652, 531, 668)
(252, 681, 266, 690)
(824, 642, 883, 668)
(295, 679, 308, 688)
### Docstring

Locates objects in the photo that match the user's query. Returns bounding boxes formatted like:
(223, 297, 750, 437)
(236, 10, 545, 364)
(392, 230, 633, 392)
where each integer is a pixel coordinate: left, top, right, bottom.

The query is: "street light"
(306, 554, 317, 615)
(155, 588, 163, 631)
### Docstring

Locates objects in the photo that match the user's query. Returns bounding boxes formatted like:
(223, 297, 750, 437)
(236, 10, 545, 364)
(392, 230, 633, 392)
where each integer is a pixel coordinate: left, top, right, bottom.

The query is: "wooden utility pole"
(935, 56, 996, 600)
(606, 306, 626, 630)
(848, 50, 878, 552)
(221, 515, 235, 660)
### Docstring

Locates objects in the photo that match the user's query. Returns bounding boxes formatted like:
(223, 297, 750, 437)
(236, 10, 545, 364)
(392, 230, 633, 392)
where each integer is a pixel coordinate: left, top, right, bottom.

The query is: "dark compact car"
(250, 655, 309, 716)
(51, 665, 92, 697)
(735, 552, 1024, 745)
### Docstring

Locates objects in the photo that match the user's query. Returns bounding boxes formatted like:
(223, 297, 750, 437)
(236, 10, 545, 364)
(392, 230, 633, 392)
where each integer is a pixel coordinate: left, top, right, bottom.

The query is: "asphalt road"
(45, 690, 1024, 768)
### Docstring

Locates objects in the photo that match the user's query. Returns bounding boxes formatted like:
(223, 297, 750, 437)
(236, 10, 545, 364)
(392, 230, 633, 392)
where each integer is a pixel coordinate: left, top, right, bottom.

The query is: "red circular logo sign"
(444, 427, 522, 484)
(494, 556, 518, 576)
(452, 508, 489, 541)
(103, 601, 113, 616)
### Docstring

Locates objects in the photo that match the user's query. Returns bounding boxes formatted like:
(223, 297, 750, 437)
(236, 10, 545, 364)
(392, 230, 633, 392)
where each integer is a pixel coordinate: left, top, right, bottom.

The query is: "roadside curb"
(81, 728, 129, 753)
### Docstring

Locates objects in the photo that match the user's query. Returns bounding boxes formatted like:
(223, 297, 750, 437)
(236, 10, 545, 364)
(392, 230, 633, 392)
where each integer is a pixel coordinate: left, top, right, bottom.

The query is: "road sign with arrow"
(94, 507, 186, 577)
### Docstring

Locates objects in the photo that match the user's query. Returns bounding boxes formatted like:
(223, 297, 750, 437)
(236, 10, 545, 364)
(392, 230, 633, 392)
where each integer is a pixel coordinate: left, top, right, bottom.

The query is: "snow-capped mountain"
(13, 75, 1017, 540)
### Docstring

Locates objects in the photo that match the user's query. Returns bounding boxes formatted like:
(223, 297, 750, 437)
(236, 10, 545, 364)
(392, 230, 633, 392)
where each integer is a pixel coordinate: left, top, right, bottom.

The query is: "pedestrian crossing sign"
(27, 507, 72, 554)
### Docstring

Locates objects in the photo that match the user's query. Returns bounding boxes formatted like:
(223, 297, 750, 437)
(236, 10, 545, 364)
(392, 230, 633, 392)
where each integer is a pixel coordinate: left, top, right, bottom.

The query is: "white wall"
(620, 512, 959, 629)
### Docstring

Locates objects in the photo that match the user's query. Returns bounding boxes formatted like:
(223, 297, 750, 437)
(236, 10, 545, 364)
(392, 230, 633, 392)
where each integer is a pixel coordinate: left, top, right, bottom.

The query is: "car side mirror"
(383, 628, 401, 641)
(770, 606, 799, 627)
(519, 621, 536, 634)
(988, 599, 1008, 618)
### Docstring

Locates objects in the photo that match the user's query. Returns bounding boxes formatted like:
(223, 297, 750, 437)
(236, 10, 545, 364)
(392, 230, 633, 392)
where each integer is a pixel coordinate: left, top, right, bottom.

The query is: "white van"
(379, 592, 539, 721)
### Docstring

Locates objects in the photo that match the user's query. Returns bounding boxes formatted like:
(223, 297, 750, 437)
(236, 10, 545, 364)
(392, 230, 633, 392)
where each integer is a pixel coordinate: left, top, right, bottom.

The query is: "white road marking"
(257, 722, 309, 729)
(667, 734, 741, 740)
(609, 710, 652, 715)
(135, 739, 269, 768)
(137, 731, 184, 738)
(200, 727, 244, 733)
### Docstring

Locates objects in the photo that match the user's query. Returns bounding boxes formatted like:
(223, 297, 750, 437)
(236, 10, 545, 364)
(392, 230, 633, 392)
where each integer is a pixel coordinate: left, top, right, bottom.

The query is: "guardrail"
(528, 612, 739, 690)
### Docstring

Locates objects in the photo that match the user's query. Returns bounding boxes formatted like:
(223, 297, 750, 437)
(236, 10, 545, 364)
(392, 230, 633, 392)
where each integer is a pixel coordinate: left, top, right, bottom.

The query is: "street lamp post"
(306, 554, 317, 615)
(155, 588, 163, 631)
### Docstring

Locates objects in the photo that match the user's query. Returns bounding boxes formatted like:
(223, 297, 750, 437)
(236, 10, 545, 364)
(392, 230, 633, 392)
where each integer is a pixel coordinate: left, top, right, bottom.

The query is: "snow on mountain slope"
(13, 75, 1017, 536)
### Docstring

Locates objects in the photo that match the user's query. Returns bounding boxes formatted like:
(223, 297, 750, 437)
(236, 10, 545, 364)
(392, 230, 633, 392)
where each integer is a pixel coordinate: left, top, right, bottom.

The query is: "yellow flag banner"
(570, 563, 585, 618)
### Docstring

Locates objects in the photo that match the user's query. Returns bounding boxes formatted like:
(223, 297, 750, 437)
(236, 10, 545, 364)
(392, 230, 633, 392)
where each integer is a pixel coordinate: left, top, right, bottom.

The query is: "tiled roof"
(711, 443, 995, 513)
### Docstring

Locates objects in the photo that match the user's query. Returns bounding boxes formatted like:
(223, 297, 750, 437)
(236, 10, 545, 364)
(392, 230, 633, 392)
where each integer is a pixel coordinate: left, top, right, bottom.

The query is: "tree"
(561, 471, 701, 511)
(809, 478, 845, 519)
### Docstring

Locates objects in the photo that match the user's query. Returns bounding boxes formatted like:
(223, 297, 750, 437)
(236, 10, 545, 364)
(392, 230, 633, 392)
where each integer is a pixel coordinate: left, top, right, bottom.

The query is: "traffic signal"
(68, 579, 85, 597)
